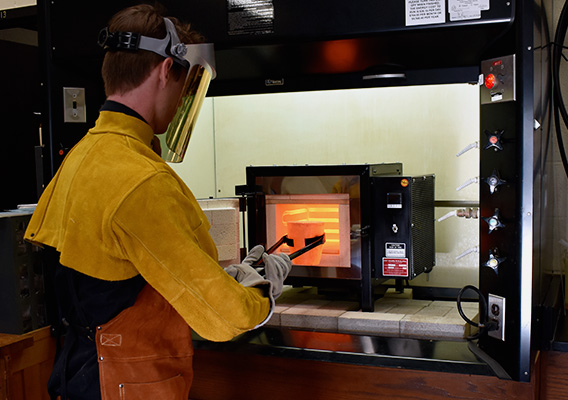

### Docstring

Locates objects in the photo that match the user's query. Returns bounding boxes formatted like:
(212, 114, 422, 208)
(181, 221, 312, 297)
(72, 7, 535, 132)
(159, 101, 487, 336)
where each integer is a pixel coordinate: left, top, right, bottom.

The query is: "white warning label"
(385, 243, 406, 258)
(449, 0, 490, 22)
(405, 0, 445, 26)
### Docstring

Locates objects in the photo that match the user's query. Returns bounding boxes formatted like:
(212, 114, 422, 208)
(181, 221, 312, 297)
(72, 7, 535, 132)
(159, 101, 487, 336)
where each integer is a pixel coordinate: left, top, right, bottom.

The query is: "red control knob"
(485, 73, 496, 89)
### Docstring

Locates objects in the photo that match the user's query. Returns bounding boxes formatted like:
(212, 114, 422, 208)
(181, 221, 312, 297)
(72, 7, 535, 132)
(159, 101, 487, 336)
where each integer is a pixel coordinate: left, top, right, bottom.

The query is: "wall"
(166, 83, 481, 289)
(0, 0, 34, 10)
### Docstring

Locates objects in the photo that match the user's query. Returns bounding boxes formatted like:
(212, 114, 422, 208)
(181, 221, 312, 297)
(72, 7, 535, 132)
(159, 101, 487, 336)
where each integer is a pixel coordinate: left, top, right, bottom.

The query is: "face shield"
(98, 18, 216, 163)
(163, 43, 216, 163)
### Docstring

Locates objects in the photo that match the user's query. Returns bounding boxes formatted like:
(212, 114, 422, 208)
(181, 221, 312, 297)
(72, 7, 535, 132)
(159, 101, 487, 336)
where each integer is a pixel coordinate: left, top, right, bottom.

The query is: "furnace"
(238, 163, 435, 311)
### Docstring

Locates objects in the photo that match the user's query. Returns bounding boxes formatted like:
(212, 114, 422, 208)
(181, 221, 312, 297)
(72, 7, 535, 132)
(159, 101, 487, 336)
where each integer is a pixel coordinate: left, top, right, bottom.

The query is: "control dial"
(483, 248, 507, 273)
(484, 169, 507, 194)
(482, 208, 506, 234)
(484, 130, 505, 151)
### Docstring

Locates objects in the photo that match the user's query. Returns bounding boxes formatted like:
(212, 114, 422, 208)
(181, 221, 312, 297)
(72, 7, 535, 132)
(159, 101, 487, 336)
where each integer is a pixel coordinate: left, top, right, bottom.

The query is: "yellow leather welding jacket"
(25, 110, 270, 342)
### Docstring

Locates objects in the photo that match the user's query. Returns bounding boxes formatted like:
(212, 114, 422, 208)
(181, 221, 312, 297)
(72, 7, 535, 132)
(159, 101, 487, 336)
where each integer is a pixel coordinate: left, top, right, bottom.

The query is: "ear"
(157, 58, 175, 89)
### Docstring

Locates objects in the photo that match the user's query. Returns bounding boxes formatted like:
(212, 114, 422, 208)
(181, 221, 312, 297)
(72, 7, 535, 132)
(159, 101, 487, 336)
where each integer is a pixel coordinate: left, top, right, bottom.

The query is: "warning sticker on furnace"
(385, 243, 406, 258)
(405, 0, 446, 26)
(383, 258, 409, 277)
(449, 0, 490, 22)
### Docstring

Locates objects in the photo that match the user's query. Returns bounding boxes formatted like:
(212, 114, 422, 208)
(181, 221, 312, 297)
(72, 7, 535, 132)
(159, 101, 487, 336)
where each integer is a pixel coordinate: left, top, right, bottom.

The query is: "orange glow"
(277, 204, 340, 263)
(266, 194, 351, 268)
(320, 39, 361, 74)
(279, 204, 339, 256)
(284, 330, 358, 352)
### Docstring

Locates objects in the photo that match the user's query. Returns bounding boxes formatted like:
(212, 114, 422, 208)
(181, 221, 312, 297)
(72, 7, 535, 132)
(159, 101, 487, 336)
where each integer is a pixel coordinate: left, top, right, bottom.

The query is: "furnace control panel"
(480, 54, 516, 104)
(370, 175, 435, 280)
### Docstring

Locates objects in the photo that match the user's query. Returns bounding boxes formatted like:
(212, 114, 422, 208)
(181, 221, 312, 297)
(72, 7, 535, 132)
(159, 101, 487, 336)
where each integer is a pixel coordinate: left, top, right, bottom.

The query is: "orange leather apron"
(95, 284, 193, 399)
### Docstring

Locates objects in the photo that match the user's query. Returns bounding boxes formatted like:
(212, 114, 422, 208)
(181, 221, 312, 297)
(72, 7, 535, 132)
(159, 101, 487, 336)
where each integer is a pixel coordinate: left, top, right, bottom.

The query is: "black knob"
(484, 130, 504, 151)
(482, 208, 506, 234)
(484, 169, 507, 194)
(483, 248, 506, 273)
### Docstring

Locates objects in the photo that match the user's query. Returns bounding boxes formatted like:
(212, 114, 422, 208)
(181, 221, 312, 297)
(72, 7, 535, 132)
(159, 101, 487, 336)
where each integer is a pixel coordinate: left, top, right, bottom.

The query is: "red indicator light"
(58, 149, 64, 156)
(492, 60, 503, 67)
(485, 74, 496, 89)
(490, 136, 498, 144)
(400, 179, 409, 188)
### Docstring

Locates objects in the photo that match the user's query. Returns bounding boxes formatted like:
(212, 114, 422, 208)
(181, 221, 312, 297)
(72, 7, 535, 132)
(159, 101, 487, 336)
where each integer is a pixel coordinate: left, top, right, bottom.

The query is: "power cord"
(552, 0, 568, 179)
(456, 285, 499, 340)
(457, 285, 512, 380)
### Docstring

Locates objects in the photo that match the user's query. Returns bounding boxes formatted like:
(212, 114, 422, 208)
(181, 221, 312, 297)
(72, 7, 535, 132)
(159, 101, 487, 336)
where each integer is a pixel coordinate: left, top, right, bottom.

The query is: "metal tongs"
(254, 233, 326, 269)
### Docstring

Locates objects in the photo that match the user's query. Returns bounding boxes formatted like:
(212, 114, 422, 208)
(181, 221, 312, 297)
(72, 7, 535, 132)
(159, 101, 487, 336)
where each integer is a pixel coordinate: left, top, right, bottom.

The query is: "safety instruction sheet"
(406, 0, 491, 26)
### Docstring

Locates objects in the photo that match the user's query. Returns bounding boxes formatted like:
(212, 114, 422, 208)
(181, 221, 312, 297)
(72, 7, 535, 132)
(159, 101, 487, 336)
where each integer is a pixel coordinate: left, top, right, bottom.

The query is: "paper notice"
(449, 0, 490, 21)
(406, 0, 446, 26)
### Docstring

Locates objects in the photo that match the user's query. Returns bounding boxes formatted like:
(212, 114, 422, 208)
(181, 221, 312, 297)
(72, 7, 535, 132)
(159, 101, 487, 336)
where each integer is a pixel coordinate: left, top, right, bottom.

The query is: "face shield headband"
(98, 17, 190, 69)
(98, 17, 216, 163)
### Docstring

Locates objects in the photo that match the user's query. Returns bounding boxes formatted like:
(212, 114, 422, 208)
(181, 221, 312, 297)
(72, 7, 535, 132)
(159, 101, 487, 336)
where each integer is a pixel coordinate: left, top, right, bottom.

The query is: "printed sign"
(449, 0, 490, 22)
(385, 243, 406, 258)
(382, 258, 409, 277)
(405, 0, 445, 26)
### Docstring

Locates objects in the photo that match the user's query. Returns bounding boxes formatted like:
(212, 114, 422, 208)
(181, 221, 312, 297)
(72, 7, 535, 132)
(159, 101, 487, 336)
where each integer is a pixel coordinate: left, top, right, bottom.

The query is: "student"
(25, 4, 291, 399)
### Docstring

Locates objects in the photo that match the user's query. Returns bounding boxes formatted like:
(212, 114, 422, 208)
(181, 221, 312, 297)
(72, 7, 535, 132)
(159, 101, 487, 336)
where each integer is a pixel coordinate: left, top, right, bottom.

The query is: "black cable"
(467, 340, 513, 380)
(552, 0, 568, 179)
(457, 287, 512, 380)
(457, 285, 498, 340)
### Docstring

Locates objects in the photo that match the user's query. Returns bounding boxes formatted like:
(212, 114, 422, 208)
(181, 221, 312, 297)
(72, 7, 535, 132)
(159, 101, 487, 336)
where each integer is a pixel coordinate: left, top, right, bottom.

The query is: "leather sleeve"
(112, 171, 271, 342)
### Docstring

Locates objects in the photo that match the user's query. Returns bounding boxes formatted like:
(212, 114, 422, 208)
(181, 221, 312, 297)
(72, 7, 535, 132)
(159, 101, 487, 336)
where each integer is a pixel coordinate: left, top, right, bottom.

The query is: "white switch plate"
(63, 87, 86, 123)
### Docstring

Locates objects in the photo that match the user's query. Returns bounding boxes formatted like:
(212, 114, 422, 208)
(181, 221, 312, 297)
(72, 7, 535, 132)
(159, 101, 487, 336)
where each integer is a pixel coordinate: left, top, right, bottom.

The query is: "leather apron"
(95, 284, 193, 399)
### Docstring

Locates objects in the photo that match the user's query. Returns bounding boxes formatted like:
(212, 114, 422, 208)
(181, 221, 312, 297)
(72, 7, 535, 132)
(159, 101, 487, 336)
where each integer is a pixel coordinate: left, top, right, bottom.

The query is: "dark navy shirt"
(47, 101, 148, 400)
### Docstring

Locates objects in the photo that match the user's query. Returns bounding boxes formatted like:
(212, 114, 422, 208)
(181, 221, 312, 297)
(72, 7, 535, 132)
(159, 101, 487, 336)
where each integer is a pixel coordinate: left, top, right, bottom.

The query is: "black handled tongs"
(254, 233, 326, 268)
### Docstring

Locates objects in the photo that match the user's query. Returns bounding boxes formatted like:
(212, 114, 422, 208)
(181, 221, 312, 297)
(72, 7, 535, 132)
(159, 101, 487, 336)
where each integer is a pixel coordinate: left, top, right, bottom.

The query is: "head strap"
(98, 17, 189, 69)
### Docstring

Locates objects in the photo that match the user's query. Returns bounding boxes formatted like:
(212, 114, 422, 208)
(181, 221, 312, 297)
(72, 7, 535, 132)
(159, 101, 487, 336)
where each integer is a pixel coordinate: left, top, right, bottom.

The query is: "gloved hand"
(224, 245, 292, 300)
(261, 252, 291, 299)
(224, 245, 266, 288)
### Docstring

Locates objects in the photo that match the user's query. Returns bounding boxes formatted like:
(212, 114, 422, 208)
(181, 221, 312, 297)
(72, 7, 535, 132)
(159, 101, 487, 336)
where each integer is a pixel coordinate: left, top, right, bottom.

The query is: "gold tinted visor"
(164, 43, 216, 163)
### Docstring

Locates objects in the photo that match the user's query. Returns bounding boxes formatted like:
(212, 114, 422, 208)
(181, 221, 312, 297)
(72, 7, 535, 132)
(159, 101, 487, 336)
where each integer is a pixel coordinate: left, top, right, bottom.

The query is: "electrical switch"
(484, 130, 504, 151)
(483, 248, 506, 273)
(484, 73, 496, 89)
(482, 208, 505, 234)
(480, 55, 516, 104)
(484, 169, 506, 194)
(63, 87, 87, 123)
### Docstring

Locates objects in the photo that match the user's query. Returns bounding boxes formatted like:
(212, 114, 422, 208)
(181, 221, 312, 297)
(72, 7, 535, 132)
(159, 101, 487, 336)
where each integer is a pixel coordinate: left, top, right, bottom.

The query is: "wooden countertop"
(0, 332, 34, 357)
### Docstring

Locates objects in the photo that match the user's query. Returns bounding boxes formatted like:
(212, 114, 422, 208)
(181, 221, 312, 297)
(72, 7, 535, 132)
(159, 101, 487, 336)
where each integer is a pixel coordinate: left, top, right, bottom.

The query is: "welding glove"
(262, 252, 291, 299)
(224, 245, 266, 288)
(224, 245, 292, 300)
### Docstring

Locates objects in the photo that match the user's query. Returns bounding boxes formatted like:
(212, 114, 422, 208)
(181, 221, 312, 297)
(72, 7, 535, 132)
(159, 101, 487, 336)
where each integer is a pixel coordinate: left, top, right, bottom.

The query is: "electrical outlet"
(488, 293, 505, 341)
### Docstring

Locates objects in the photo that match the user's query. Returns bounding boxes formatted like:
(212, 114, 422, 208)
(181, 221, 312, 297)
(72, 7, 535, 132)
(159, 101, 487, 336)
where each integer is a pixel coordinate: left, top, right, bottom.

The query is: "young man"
(25, 5, 290, 400)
